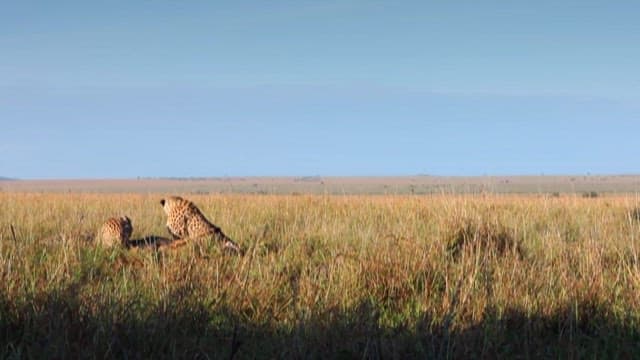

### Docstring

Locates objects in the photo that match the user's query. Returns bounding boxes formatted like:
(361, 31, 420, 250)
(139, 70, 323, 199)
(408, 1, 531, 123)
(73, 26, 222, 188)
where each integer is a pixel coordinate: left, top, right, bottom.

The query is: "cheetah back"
(160, 196, 242, 254)
(161, 196, 196, 239)
(98, 216, 132, 247)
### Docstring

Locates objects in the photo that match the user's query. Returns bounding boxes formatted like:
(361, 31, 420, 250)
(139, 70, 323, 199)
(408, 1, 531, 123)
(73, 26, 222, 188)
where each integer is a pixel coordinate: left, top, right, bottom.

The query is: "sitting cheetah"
(159, 196, 243, 254)
(96, 216, 133, 247)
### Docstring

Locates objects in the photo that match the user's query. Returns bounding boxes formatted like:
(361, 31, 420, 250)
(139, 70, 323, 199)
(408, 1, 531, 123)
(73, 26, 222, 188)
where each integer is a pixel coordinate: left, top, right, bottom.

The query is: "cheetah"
(159, 196, 243, 254)
(96, 216, 133, 247)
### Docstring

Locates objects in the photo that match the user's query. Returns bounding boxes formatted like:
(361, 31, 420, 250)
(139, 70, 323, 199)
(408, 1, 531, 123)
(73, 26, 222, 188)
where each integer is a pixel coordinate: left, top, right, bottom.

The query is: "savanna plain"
(2, 184, 640, 358)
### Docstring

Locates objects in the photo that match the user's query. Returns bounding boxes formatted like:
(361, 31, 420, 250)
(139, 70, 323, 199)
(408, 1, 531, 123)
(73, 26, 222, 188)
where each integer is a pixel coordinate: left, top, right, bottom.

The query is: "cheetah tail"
(222, 238, 244, 256)
(213, 227, 244, 255)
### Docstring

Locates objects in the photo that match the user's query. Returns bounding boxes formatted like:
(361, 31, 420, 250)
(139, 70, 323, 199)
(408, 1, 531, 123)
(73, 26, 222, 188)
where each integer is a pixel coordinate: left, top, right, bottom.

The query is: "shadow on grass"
(2, 281, 640, 360)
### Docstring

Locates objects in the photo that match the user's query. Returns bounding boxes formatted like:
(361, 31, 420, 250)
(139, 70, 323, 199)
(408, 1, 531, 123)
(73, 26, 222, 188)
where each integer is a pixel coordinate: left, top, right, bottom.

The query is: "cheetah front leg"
(161, 226, 190, 250)
(167, 226, 181, 240)
(164, 238, 189, 250)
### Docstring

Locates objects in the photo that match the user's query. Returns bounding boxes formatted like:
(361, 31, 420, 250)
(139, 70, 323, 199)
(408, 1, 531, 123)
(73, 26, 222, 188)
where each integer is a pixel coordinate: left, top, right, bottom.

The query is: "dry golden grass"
(2, 193, 640, 358)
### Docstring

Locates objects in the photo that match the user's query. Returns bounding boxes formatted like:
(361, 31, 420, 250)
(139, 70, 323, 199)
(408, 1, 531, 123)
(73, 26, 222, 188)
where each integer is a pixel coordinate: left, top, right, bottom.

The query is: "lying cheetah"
(159, 196, 243, 254)
(96, 216, 132, 247)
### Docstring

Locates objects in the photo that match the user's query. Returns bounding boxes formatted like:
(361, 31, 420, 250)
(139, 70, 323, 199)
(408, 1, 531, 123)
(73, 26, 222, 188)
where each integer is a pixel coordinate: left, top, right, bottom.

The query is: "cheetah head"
(120, 216, 133, 239)
(160, 196, 184, 215)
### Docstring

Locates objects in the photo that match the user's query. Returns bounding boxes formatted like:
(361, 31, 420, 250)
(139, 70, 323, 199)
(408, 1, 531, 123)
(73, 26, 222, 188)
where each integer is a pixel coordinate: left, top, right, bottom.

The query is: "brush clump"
(446, 216, 526, 260)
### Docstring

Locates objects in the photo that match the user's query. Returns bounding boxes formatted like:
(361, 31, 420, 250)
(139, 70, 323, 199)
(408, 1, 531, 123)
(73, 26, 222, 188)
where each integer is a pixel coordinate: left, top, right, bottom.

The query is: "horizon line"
(5, 173, 640, 181)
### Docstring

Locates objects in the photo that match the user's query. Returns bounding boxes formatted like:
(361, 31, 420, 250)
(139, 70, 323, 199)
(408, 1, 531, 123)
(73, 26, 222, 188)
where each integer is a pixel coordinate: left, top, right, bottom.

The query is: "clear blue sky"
(1, 1, 639, 178)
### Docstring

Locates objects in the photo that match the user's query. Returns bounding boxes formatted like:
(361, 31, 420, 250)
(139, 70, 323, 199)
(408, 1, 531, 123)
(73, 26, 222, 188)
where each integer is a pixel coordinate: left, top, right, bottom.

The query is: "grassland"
(2, 192, 640, 358)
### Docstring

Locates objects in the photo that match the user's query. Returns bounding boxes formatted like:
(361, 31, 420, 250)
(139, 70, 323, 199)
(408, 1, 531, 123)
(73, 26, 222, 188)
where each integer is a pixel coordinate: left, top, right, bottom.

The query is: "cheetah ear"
(123, 216, 131, 223)
(160, 199, 166, 206)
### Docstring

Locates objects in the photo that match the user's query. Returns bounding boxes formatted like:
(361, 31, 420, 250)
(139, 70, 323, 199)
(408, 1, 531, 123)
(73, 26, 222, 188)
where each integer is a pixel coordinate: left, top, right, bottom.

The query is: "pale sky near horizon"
(1, 1, 639, 179)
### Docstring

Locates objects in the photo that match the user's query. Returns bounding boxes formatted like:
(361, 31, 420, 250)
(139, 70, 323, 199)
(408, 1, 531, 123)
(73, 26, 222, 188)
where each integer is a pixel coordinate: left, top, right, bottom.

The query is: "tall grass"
(1, 193, 640, 358)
